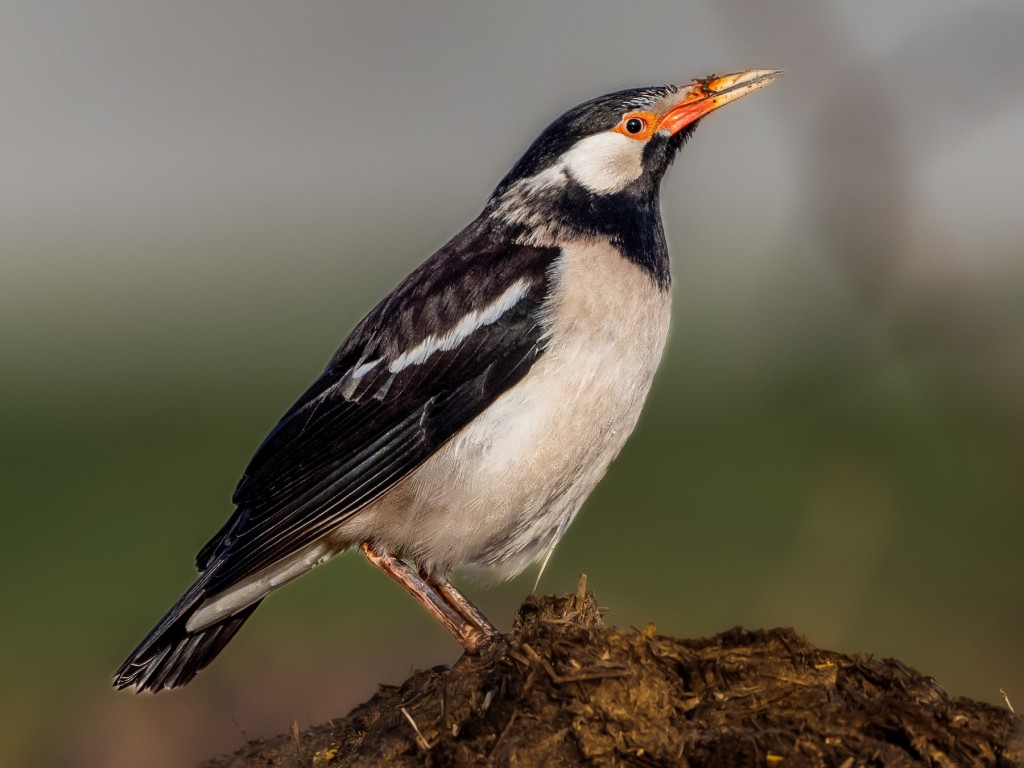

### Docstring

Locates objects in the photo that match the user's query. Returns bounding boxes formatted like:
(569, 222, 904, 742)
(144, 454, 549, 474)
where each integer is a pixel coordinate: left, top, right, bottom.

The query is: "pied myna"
(116, 69, 779, 692)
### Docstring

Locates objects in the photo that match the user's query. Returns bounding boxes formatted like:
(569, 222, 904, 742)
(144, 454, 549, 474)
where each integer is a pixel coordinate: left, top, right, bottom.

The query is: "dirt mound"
(205, 580, 1022, 767)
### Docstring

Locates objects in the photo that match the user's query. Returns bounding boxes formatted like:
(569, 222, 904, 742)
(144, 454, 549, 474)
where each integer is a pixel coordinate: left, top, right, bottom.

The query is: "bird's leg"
(360, 543, 490, 653)
(422, 572, 500, 637)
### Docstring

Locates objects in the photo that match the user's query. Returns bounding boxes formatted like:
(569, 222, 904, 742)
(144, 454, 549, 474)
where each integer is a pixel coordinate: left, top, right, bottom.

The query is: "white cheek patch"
(561, 132, 645, 195)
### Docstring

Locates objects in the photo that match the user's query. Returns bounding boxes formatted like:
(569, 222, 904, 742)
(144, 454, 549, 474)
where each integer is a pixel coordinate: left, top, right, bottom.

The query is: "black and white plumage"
(115, 70, 779, 692)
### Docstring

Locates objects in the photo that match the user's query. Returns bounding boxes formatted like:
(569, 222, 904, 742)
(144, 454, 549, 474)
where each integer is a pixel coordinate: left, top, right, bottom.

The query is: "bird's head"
(487, 70, 779, 249)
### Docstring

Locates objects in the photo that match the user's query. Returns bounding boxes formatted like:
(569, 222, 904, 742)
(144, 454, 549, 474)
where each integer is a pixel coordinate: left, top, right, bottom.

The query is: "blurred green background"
(2, 2, 1022, 766)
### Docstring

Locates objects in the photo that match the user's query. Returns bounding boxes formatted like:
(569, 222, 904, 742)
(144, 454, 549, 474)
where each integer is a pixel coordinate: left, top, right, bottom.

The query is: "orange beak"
(657, 69, 780, 135)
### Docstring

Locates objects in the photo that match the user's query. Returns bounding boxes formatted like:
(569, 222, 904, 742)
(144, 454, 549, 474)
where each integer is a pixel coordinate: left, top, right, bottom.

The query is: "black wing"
(198, 219, 560, 593)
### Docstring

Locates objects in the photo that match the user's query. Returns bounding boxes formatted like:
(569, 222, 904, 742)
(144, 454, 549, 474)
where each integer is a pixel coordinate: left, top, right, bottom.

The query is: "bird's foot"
(456, 622, 500, 655)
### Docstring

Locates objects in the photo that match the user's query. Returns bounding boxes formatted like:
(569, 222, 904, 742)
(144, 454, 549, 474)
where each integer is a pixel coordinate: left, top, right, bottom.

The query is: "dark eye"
(625, 117, 646, 134)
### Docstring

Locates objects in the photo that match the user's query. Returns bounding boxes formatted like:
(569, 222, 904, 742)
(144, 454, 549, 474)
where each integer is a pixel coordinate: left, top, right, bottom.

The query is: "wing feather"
(197, 220, 559, 592)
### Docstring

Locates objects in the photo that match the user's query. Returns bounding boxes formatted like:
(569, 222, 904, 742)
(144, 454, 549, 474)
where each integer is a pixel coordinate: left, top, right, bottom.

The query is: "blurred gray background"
(2, 2, 1022, 766)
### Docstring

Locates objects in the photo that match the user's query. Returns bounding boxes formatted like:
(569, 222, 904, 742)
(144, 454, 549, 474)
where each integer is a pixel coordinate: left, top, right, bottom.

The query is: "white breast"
(346, 240, 672, 579)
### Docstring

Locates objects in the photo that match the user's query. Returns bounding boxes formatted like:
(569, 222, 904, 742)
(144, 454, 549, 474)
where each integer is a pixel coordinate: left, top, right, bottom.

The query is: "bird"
(115, 69, 779, 692)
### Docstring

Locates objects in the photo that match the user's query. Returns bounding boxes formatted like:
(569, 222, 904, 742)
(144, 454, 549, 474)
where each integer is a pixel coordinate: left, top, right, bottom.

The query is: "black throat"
(486, 177, 671, 290)
(560, 181, 670, 289)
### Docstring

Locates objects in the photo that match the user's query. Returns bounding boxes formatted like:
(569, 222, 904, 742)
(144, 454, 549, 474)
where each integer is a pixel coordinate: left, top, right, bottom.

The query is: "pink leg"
(425, 574, 500, 636)
(361, 543, 492, 653)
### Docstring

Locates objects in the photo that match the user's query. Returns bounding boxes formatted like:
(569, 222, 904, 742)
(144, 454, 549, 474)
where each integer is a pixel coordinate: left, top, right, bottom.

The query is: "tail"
(114, 576, 262, 693)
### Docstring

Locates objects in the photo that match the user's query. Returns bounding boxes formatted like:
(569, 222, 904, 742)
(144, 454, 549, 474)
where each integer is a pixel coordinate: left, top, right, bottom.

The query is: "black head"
(482, 70, 779, 286)
(493, 84, 689, 199)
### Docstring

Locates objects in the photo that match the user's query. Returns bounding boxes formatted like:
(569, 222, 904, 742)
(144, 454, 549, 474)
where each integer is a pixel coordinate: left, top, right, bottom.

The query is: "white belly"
(343, 240, 672, 578)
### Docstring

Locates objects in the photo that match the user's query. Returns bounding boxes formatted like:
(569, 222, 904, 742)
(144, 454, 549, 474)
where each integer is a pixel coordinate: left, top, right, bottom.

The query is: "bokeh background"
(3, 2, 1022, 765)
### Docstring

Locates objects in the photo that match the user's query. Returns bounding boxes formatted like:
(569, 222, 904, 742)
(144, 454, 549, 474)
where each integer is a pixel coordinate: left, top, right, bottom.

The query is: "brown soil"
(204, 579, 1022, 767)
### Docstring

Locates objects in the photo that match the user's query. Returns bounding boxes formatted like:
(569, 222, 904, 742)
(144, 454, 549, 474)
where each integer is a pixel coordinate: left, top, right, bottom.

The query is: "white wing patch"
(338, 357, 382, 400)
(351, 359, 381, 379)
(387, 278, 533, 374)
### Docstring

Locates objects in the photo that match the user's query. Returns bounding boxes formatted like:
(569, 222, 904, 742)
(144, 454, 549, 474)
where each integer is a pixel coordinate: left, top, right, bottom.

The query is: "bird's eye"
(614, 112, 655, 140)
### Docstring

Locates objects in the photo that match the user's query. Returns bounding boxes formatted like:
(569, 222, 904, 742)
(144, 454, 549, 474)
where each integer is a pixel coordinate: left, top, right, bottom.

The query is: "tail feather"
(114, 577, 261, 693)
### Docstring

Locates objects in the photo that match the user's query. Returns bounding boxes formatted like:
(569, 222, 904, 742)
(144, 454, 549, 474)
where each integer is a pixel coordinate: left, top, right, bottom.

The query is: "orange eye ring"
(613, 111, 656, 140)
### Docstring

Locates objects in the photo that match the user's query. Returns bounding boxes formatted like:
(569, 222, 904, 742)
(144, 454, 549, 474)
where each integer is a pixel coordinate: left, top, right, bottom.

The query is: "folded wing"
(200, 222, 560, 595)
